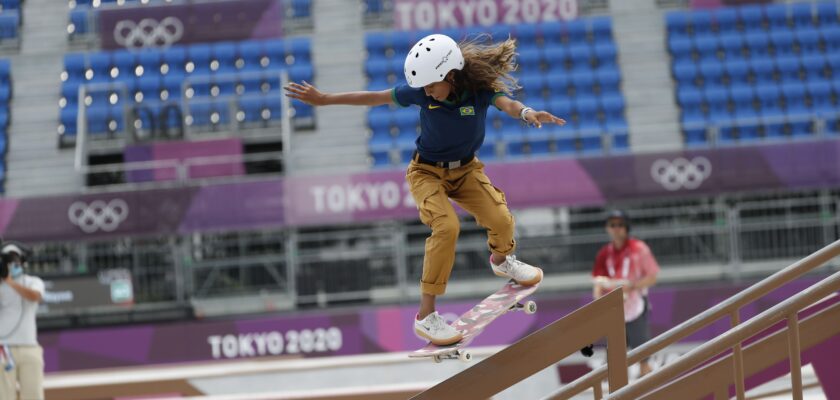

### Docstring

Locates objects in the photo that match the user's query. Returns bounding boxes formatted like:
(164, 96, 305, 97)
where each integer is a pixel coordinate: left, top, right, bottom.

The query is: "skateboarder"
(285, 34, 564, 345)
(592, 210, 660, 377)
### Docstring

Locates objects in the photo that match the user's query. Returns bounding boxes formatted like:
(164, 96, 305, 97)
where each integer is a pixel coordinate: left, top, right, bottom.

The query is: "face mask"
(10, 264, 23, 278)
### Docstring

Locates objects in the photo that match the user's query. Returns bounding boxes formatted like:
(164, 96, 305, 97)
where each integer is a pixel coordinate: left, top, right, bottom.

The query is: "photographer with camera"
(0, 242, 44, 400)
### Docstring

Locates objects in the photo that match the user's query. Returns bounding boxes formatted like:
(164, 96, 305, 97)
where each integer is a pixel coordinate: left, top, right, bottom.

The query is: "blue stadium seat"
(213, 42, 237, 73)
(796, 26, 822, 56)
(594, 42, 617, 67)
(765, 4, 789, 30)
(769, 30, 796, 57)
(775, 56, 800, 83)
(0, 13, 18, 40)
(69, 9, 88, 36)
(666, 11, 691, 37)
(817, 1, 838, 27)
(161, 46, 187, 77)
(820, 25, 840, 52)
(543, 46, 567, 66)
(162, 74, 183, 100)
(238, 40, 266, 72)
(692, 10, 713, 35)
(137, 76, 161, 102)
(187, 44, 212, 74)
(677, 85, 702, 109)
(694, 35, 719, 57)
(739, 5, 764, 33)
(756, 84, 782, 116)
(545, 71, 568, 94)
(568, 43, 593, 70)
(791, 2, 814, 28)
(724, 58, 749, 83)
(287, 37, 311, 64)
(699, 58, 725, 87)
(264, 40, 287, 69)
(565, 20, 587, 43)
(579, 133, 602, 154)
(673, 59, 697, 84)
(570, 69, 595, 96)
(807, 80, 834, 113)
(289, 64, 313, 82)
(714, 8, 739, 34)
(591, 16, 613, 42)
(719, 32, 745, 60)
(237, 95, 266, 123)
(705, 86, 730, 122)
(745, 31, 770, 58)
(137, 49, 162, 78)
(781, 81, 807, 115)
(63, 53, 86, 83)
(289, 0, 311, 18)
(668, 35, 692, 61)
(596, 68, 620, 95)
(750, 57, 776, 84)
(730, 84, 754, 111)
(87, 52, 111, 82)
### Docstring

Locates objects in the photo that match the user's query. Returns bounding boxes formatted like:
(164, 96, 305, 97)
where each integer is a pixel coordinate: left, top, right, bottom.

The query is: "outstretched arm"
(494, 95, 566, 128)
(284, 81, 393, 107)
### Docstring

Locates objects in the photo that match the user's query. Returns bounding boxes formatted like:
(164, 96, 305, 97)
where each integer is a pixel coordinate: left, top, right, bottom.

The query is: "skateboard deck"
(409, 279, 539, 363)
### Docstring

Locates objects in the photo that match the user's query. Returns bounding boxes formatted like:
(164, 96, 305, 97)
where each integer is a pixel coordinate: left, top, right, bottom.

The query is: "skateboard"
(409, 279, 539, 363)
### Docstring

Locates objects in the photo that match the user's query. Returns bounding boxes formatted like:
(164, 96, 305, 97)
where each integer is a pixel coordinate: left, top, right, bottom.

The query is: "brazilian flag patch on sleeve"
(459, 106, 475, 116)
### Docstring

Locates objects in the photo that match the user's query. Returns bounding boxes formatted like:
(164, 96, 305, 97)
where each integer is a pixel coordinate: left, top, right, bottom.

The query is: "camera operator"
(0, 242, 44, 400)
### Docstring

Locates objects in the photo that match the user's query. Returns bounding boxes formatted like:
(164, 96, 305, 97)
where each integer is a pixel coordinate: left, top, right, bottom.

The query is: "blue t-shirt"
(391, 85, 507, 162)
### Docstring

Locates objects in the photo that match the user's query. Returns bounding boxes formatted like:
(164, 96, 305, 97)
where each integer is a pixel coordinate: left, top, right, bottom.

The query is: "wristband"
(519, 107, 533, 121)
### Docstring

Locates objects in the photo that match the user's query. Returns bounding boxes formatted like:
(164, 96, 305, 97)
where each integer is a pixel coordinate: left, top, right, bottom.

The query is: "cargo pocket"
(475, 174, 507, 205)
(413, 185, 448, 225)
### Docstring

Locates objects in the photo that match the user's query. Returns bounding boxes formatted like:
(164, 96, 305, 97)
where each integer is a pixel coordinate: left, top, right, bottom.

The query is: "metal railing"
(23, 190, 840, 323)
(545, 238, 840, 399)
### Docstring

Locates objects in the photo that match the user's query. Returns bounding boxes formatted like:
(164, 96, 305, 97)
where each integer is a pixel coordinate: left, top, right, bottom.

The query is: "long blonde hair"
(451, 34, 520, 95)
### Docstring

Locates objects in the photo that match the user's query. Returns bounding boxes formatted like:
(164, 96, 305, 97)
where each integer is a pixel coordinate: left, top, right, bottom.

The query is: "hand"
(283, 81, 328, 106)
(524, 110, 566, 128)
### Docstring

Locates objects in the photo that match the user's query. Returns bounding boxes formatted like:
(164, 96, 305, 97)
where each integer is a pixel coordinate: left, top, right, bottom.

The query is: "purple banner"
(124, 138, 244, 182)
(0, 139, 839, 242)
(98, 0, 283, 50)
(393, 0, 580, 30)
(40, 278, 835, 373)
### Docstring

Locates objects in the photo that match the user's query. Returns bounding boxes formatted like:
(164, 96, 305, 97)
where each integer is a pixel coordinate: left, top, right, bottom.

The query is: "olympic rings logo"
(650, 157, 712, 191)
(114, 17, 184, 49)
(68, 199, 129, 233)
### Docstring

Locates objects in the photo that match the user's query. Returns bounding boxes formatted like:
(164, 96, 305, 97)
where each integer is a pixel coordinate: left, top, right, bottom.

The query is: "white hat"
(404, 34, 464, 88)
(1, 243, 23, 255)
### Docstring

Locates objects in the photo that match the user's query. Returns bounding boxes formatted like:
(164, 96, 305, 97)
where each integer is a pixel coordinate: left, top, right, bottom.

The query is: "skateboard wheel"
(459, 351, 472, 363)
(432, 355, 442, 363)
(525, 301, 537, 314)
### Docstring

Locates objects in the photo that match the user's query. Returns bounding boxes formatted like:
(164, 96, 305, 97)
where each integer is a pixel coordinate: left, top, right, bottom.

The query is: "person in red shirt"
(592, 209, 660, 377)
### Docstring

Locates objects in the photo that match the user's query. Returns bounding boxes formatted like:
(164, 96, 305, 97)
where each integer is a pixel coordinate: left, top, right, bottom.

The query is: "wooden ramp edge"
(412, 288, 628, 400)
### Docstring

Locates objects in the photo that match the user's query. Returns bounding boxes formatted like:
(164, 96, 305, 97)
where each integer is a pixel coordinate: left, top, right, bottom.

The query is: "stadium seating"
(364, 16, 627, 168)
(0, 58, 10, 192)
(667, 1, 840, 147)
(0, 0, 20, 46)
(58, 38, 313, 138)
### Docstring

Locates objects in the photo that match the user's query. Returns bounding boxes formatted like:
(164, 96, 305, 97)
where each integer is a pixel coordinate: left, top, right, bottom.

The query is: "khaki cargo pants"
(406, 157, 515, 296)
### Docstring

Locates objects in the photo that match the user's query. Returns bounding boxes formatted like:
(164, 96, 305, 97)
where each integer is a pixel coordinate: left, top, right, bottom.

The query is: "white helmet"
(404, 34, 464, 88)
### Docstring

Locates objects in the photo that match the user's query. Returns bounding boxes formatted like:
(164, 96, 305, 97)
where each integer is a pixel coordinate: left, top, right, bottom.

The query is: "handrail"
(412, 288, 628, 400)
(640, 295, 840, 399)
(546, 238, 840, 399)
(610, 269, 840, 399)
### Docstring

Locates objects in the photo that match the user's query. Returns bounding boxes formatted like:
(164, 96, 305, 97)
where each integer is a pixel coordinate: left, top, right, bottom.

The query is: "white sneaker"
(490, 255, 543, 286)
(414, 311, 463, 346)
